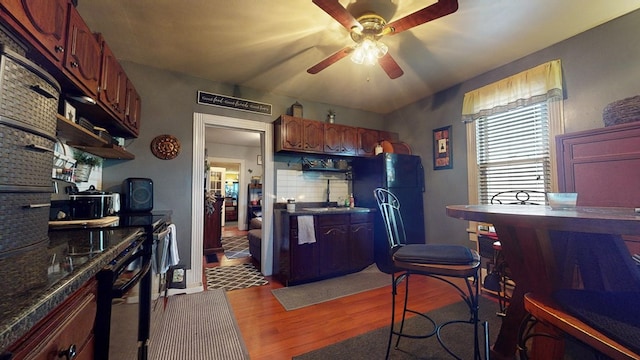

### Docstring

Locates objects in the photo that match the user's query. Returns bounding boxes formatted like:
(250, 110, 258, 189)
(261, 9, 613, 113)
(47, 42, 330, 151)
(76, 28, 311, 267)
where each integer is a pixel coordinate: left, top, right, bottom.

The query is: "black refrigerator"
(352, 153, 425, 273)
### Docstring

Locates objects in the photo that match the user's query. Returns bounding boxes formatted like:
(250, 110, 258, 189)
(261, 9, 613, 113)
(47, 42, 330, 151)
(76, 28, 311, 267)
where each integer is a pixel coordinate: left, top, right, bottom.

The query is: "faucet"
(326, 179, 330, 207)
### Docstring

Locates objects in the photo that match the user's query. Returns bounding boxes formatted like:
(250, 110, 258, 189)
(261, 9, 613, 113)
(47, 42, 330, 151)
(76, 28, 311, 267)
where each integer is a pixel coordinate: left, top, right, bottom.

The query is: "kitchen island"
(273, 206, 375, 286)
(1, 211, 170, 359)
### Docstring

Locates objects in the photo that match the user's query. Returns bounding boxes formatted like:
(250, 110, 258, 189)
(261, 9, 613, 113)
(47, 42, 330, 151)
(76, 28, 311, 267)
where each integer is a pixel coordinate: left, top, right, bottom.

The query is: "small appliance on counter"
(69, 185, 118, 219)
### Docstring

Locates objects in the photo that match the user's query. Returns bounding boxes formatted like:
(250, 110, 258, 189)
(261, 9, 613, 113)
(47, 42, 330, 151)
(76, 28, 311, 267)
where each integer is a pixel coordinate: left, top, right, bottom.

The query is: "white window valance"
(462, 60, 563, 122)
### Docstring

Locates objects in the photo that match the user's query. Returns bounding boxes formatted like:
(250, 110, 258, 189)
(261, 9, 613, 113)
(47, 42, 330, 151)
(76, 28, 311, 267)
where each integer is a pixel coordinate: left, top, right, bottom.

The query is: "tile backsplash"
(276, 169, 349, 204)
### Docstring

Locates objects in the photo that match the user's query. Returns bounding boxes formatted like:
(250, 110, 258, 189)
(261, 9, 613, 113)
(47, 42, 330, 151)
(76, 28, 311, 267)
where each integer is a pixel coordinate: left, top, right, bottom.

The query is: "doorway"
(191, 113, 274, 281)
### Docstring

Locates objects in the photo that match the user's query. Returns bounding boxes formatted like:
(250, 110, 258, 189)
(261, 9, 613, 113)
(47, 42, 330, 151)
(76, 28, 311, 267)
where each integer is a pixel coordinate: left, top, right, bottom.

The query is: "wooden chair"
(519, 292, 640, 359)
(374, 188, 488, 359)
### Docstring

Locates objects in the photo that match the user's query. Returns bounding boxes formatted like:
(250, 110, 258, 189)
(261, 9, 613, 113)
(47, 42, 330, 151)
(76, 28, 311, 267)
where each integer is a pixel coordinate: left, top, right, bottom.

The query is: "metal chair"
(374, 188, 487, 359)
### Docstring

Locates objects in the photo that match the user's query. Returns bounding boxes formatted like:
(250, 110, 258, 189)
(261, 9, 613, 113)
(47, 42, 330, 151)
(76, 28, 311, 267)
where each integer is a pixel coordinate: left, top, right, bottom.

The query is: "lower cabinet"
(7, 278, 97, 360)
(275, 211, 374, 286)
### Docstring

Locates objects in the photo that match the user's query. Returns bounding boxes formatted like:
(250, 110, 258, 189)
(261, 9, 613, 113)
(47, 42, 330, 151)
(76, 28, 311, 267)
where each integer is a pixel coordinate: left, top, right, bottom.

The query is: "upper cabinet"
(97, 35, 127, 119)
(357, 128, 379, 157)
(64, 5, 101, 96)
(0, 0, 141, 141)
(0, 0, 68, 61)
(274, 115, 399, 157)
(274, 115, 323, 153)
(324, 123, 357, 156)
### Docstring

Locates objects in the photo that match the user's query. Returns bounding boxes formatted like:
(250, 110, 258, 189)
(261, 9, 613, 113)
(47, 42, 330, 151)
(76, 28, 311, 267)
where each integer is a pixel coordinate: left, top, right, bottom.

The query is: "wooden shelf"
(56, 114, 134, 160)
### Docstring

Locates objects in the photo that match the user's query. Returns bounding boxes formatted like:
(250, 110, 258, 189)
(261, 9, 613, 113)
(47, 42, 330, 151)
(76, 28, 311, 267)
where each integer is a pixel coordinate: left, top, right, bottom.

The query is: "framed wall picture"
(433, 125, 452, 170)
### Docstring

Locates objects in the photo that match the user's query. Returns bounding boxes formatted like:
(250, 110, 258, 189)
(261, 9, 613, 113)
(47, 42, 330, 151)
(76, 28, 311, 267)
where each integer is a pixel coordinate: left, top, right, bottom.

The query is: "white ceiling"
(77, 0, 640, 115)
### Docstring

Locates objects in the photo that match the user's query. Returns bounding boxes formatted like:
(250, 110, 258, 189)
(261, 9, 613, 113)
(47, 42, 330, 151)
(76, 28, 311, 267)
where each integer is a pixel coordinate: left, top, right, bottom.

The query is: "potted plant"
(73, 150, 102, 182)
(327, 109, 336, 123)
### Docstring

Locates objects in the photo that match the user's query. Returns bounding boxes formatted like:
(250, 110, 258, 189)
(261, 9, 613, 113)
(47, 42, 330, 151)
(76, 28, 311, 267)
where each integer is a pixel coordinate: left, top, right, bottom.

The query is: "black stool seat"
(554, 289, 640, 355)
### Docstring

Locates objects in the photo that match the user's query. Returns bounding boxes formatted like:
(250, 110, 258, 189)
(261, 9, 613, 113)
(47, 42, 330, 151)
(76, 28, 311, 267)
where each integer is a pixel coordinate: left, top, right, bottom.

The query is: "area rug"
(205, 263, 268, 291)
(221, 235, 251, 259)
(271, 264, 390, 311)
(293, 297, 498, 360)
(149, 290, 249, 359)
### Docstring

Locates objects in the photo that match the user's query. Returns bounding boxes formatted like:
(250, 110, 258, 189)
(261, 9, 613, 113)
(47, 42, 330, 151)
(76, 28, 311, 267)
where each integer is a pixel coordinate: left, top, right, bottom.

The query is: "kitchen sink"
(302, 207, 352, 212)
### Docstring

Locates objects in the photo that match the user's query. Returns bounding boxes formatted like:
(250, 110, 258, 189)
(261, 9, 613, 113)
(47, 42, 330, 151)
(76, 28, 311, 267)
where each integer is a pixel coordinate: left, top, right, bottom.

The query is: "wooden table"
(446, 205, 640, 359)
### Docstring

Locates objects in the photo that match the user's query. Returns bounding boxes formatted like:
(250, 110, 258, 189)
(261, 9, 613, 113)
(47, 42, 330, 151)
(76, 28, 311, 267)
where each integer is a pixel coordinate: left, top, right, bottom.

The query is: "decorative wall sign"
(151, 134, 181, 160)
(433, 125, 452, 170)
(197, 91, 272, 115)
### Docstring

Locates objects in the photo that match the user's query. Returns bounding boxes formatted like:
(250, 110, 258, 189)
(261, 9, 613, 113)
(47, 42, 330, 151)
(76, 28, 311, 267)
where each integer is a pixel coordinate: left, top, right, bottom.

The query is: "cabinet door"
(7, 279, 96, 360)
(324, 123, 343, 154)
(280, 115, 303, 150)
(124, 79, 141, 136)
(290, 220, 320, 282)
(324, 124, 357, 156)
(358, 128, 379, 156)
(341, 126, 358, 155)
(0, 0, 69, 62)
(318, 224, 350, 275)
(303, 119, 324, 152)
(99, 37, 127, 120)
(350, 221, 374, 270)
(64, 5, 101, 96)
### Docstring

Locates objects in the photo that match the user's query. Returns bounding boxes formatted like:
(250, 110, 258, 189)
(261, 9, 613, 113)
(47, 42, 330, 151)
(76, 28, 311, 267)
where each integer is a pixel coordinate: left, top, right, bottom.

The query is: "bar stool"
(374, 188, 488, 359)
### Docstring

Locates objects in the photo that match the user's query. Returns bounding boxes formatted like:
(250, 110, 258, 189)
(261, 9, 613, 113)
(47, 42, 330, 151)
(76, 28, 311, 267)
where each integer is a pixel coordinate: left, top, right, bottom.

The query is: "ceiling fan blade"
(312, 0, 360, 31)
(307, 47, 354, 74)
(383, 0, 458, 35)
(378, 53, 404, 79)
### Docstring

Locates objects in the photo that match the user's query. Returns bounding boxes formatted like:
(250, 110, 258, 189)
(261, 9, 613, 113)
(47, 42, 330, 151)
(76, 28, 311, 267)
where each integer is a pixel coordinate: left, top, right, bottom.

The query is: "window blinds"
(476, 102, 551, 204)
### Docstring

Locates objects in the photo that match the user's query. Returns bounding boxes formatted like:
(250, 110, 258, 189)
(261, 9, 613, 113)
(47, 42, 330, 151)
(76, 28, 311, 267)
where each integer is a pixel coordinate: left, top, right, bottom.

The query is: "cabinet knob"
(55, 45, 65, 53)
(70, 62, 79, 68)
(58, 344, 77, 359)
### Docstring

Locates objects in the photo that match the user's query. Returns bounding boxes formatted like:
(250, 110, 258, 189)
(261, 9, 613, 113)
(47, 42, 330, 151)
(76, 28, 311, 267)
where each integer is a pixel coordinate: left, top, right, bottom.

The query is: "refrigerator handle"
(418, 162, 425, 192)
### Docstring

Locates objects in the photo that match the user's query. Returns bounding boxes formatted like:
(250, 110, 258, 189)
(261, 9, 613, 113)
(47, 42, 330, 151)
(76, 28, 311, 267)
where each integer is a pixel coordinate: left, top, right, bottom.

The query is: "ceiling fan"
(307, 0, 459, 79)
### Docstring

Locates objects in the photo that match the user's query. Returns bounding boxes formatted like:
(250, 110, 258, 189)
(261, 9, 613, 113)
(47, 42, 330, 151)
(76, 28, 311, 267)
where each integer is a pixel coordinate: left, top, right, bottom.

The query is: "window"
(463, 60, 564, 207)
(476, 102, 551, 204)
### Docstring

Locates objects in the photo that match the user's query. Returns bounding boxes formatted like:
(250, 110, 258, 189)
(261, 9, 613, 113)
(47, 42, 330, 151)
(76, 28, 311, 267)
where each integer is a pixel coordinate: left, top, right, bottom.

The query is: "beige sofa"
(247, 217, 261, 263)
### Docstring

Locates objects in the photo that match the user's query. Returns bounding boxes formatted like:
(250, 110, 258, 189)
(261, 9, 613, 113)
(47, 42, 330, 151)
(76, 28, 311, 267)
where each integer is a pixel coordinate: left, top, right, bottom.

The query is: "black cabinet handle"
(58, 344, 76, 359)
(29, 84, 56, 99)
(54, 45, 65, 54)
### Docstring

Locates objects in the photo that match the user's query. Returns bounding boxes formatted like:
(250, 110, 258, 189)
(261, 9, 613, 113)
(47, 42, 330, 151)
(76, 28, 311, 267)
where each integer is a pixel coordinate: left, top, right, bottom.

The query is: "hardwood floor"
(211, 224, 495, 359)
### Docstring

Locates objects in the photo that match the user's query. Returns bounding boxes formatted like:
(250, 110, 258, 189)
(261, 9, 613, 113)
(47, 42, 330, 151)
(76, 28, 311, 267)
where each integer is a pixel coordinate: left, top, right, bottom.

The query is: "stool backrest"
(490, 190, 546, 205)
(374, 188, 407, 250)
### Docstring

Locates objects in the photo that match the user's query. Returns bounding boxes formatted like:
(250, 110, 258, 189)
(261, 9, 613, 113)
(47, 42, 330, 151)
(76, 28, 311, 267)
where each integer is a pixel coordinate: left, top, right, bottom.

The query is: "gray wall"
(102, 64, 383, 268)
(383, 9, 640, 247)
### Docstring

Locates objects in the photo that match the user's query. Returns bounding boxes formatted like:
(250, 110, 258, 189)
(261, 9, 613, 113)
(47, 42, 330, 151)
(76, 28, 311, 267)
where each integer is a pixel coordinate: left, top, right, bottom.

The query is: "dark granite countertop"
(0, 211, 171, 351)
(275, 206, 375, 215)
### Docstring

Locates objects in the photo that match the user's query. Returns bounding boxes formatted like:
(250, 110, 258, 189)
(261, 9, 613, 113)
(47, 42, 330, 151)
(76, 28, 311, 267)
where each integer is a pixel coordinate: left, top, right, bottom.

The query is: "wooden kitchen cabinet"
(98, 34, 127, 121)
(7, 277, 97, 360)
(64, 4, 101, 96)
(0, 0, 69, 62)
(357, 128, 380, 156)
(274, 211, 374, 286)
(289, 216, 320, 282)
(274, 115, 323, 153)
(317, 215, 351, 276)
(203, 196, 224, 254)
(349, 212, 374, 270)
(124, 79, 141, 136)
(324, 123, 357, 155)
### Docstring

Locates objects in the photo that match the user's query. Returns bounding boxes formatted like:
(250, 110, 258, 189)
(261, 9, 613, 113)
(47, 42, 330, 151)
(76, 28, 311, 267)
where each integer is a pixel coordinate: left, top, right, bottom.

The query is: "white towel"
(168, 223, 179, 267)
(297, 216, 316, 245)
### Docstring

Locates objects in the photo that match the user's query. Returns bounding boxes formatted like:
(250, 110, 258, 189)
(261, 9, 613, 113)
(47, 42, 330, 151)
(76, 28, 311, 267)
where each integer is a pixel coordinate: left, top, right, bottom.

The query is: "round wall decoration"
(150, 134, 181, 160)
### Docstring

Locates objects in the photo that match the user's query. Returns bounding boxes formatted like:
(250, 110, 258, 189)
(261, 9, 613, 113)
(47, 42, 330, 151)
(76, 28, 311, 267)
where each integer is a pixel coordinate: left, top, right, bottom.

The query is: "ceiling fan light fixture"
(351, 38, 388, 66)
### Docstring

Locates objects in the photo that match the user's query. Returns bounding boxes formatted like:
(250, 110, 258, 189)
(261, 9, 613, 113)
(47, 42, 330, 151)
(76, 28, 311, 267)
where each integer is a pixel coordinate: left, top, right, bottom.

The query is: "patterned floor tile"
(205, 263, 268, 291)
